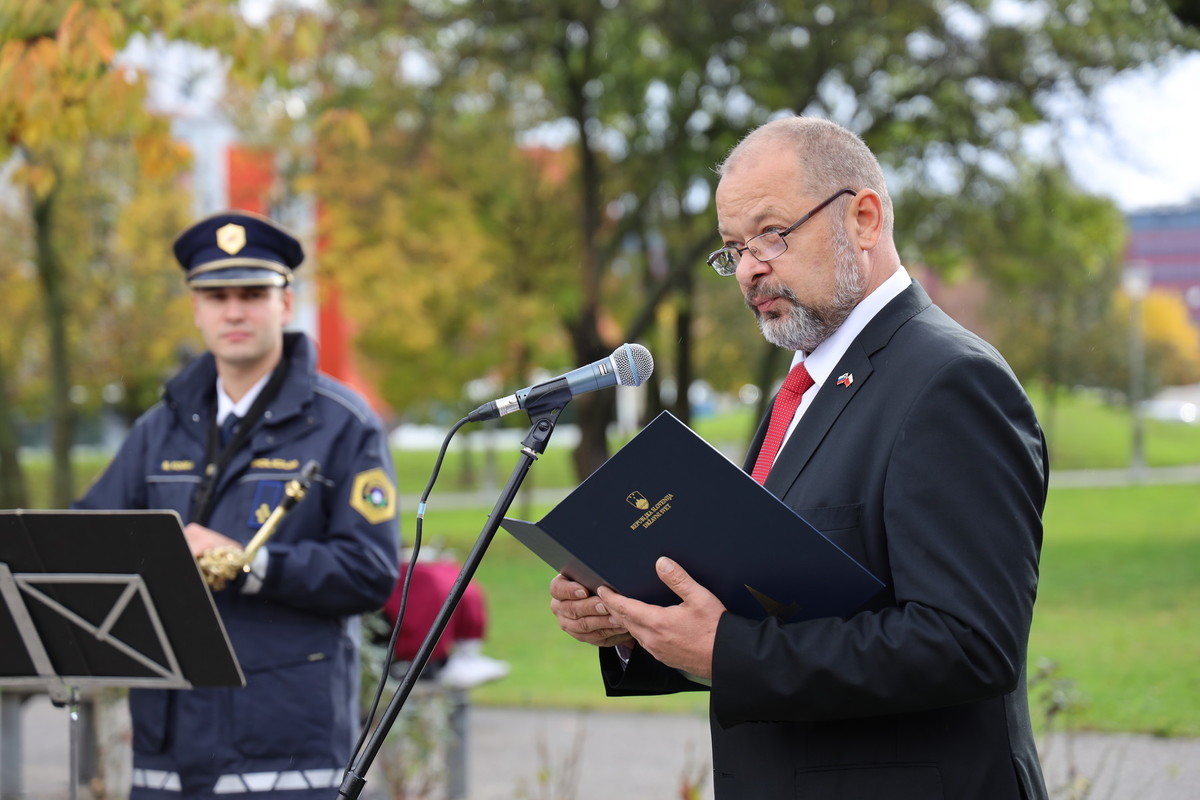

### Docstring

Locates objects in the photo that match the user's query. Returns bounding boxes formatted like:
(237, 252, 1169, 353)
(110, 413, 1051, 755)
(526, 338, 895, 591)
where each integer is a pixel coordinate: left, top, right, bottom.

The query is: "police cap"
(173, 210, 305, 288)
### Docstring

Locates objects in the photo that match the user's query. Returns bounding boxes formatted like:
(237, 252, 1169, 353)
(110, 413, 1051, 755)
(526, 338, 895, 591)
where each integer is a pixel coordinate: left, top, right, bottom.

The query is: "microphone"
(467, 343, 654, 422)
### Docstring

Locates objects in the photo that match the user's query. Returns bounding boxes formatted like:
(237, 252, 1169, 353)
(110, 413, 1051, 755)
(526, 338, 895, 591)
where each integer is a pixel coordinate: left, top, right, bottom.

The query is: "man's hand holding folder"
(506, 412, 884, 644)
(549, 572, 635, 649)
(602, 556, 724, 680)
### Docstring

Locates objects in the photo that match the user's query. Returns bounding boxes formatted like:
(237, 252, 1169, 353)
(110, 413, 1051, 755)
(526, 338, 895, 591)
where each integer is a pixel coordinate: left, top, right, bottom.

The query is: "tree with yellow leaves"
(1128, 290, 1200, 392)
(1, 1, 190, 504)
(0, 0, 321, 505)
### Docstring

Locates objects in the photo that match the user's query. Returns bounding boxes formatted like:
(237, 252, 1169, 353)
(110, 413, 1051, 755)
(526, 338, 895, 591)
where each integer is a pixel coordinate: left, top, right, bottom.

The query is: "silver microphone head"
(611, 343, 654, 387)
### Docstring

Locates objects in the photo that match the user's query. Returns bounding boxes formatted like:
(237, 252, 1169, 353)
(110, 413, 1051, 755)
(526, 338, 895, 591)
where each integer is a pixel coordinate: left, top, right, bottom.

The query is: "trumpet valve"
(197, 545, 246, 591)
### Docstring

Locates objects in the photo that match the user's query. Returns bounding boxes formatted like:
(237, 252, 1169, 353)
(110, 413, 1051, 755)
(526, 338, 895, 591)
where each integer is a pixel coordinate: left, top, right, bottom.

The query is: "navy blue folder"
(501, 411, 884, 622)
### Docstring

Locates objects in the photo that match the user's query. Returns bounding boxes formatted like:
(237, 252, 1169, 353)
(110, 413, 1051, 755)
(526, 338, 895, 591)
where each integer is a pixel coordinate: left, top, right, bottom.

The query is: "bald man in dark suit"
(550, 117, 1049, 800)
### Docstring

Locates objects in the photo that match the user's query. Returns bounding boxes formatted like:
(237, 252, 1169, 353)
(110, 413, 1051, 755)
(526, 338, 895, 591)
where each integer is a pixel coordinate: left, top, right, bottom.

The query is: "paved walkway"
(1047, 464, 1200, 488)
(7, 695, 1200, 800)
(465, 707, 1200, 800)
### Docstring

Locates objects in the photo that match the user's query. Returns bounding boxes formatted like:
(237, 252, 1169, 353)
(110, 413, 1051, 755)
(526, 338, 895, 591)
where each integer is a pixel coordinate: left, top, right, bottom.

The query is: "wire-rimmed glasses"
(706, 188, 858, 276)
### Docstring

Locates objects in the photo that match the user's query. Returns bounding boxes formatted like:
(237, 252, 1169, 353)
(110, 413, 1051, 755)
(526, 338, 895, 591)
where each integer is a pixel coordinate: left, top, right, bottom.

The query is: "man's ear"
(280, 287, 295, 325)
(850, 189, 884, 250)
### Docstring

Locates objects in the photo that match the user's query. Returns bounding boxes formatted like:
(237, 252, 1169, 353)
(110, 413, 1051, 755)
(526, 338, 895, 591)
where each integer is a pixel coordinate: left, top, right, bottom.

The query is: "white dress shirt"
(216, 372, 272, 424)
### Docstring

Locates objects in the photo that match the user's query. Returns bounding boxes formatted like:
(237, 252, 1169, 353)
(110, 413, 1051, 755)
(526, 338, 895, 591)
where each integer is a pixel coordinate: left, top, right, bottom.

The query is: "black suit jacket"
(601, 282, 1049, 800)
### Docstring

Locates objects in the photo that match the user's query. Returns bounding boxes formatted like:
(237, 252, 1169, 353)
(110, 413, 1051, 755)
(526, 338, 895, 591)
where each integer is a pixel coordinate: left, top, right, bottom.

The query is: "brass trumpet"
(197, 460, 320, 591)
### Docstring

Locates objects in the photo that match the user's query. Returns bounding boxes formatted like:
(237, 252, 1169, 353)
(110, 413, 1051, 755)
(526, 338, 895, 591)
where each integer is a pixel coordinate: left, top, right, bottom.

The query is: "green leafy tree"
(308, 0, 1194, 478)
(218, 0, 1197, 479)
(970, 164, 1128, 450)
(946, 165, 1199, 458)
(265, 4, 584, 426)
(309, 112, 577, 420)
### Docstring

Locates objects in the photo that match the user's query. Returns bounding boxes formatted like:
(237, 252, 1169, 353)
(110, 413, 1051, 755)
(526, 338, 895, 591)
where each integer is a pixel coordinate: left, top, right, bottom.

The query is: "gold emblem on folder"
(626, 491, 675, 530)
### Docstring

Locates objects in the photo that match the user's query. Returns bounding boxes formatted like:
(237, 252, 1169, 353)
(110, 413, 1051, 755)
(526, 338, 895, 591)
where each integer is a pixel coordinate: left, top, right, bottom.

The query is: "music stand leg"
(1, 692, 26, 800)
(67, 686, 80, 800)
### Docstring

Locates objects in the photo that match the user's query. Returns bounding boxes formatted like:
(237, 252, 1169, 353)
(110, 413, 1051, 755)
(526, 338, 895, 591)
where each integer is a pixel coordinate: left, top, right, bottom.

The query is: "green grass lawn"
(405, 482, 1200, 737)
(1028, 386, 1200, 469)
(1028, 483, 1200, 736)
(21, 387, 1200, 735)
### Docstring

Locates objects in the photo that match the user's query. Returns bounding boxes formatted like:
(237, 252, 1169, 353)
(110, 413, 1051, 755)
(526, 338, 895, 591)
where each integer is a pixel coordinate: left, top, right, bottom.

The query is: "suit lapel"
(764, 348, 873, 496)
(758, 281, 932, 497)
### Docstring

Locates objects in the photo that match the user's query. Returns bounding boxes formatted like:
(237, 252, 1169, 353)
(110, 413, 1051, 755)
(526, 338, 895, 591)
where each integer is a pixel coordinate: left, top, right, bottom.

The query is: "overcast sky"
(1059, 51, 1200, 213)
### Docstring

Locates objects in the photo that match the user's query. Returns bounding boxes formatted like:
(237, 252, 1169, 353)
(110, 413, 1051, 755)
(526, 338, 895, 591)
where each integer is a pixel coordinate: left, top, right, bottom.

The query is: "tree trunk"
(566, 311, 612, 481)
(1041, 378, 1059, 466)
(559, 21, 612, 483)
(570, 388, 616, 482)
(0, 350, 29, 508)
(32, 184, 76, 506)
(1041, 294, 1067, 465)
(670, 269, 694, 427)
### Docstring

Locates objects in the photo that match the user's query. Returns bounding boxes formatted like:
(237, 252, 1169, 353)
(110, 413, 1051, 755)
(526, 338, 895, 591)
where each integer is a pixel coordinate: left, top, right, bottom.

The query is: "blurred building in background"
(1126, 201, 1200, 327)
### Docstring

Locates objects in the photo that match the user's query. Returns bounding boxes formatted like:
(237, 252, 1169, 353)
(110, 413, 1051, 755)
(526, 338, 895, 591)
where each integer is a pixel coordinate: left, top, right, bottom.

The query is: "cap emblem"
(216, 223, 247, 255)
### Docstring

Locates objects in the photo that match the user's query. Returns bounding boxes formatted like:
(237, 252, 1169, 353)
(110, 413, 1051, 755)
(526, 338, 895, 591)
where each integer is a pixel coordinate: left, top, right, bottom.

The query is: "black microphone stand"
(338, 392, 570, 800)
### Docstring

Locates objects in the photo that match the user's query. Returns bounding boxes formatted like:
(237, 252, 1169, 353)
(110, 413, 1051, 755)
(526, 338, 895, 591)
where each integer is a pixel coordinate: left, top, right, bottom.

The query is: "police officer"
(74, 210, 401, 800)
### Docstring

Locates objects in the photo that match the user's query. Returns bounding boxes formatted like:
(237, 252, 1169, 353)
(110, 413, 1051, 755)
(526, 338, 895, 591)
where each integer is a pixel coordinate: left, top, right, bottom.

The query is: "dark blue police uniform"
(74, 211, 400, 799)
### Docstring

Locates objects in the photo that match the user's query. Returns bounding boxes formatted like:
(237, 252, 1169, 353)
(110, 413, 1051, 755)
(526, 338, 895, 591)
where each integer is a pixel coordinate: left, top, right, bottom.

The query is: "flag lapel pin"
(836, 372, 854, 388)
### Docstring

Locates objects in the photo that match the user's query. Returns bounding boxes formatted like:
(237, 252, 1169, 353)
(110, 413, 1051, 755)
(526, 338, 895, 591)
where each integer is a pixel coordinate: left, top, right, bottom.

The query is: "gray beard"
(753, 225, 865, 353)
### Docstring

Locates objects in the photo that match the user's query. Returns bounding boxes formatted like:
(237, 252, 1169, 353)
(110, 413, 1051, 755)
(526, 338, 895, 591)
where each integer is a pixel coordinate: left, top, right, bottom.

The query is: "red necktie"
(751, 363, 814, 485)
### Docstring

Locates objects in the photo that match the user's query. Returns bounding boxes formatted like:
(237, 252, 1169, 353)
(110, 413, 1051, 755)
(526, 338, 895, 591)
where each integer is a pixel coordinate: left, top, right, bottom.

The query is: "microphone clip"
(521, 404, 566, 458)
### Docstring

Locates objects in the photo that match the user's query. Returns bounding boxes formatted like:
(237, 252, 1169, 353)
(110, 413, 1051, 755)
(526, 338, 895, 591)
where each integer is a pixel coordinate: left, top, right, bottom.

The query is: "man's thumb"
(656, 556, 692, 598)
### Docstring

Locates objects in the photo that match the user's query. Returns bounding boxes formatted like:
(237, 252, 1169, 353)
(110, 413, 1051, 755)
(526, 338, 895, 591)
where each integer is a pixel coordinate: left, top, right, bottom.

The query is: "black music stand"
(0, 509, 243, 800)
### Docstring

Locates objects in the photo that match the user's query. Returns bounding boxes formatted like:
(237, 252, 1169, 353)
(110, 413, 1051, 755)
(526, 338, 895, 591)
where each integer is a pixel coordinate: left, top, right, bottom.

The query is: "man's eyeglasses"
(706, 188, 858, 276)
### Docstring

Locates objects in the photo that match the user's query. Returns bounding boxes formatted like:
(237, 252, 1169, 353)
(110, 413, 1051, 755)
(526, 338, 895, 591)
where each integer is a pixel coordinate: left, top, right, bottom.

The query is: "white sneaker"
(436, 641, 510, 689)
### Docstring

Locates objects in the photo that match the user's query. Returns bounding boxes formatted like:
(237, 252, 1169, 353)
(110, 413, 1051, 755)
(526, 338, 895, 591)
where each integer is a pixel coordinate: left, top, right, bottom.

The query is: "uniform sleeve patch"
(350, 467, 397, 524)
